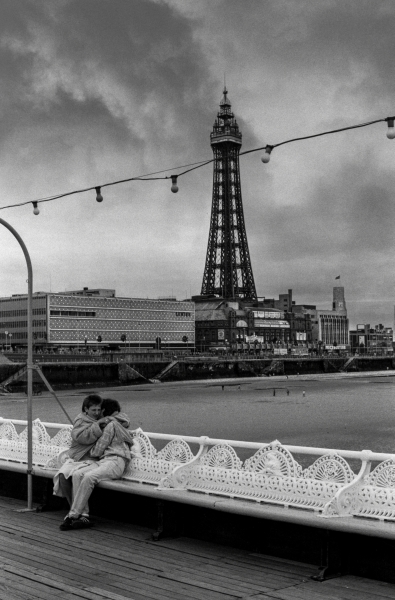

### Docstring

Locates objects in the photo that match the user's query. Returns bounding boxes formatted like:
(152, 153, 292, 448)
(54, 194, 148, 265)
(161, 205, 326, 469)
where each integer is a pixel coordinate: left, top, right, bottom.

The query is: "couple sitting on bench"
(54, 394, 140, 531)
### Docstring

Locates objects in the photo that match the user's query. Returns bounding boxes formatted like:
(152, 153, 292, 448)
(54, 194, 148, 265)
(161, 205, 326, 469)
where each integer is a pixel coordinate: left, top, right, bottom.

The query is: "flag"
(335, 275, 340, 279)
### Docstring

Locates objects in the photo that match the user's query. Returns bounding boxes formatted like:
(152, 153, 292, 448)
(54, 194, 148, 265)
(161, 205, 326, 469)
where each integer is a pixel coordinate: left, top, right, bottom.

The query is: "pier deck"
(0, 497, 394, 600)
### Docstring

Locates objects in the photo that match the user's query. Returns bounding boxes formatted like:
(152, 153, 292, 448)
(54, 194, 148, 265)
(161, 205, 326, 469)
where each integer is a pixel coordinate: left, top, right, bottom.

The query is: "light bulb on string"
(95, 187, 103, 202)
(386, 118, 395, 139)
(261, 145, 273, 163)
(170, 175, 179, 193)
(32, 201, 40, 216)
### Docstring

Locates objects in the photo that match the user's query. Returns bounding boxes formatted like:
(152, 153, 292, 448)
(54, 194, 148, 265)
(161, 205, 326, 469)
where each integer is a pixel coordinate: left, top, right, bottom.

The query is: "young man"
(60, 399, 138, 531)
(54, 394, 108, 524)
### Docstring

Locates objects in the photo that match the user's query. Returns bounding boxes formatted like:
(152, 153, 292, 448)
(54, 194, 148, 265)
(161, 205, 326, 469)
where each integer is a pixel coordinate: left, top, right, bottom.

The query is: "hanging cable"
(0, 116, 392, 213)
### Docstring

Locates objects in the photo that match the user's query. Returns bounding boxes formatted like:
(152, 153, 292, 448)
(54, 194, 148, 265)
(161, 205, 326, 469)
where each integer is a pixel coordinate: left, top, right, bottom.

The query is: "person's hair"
(82, 394, 102, 413)
(101, 398, 121, 417)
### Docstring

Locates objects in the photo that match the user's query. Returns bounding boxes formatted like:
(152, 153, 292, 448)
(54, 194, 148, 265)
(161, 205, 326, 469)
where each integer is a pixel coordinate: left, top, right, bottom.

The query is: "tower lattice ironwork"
(201, 88, 257, 301)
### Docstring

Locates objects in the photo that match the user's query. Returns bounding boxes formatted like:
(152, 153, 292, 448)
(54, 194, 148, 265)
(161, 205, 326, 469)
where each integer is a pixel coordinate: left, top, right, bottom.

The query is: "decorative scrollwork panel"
(355, 485, 395, 520)
(157, 439, 193, 463)
(366, 460, 395, 488)
(303, 454, 355, 484)
(123, 457, 181, 484)
(200, 444, 242, 469)
(182, 466, 343, 510)
(0, 421, 18, 441)
(243, 442, 302, 478)
(51, 427, 72, 447)
(19, 419, 51, 445)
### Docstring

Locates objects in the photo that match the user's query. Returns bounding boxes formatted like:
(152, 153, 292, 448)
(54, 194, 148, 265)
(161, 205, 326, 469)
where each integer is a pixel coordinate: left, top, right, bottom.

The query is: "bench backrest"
(0, 418, 394, 521)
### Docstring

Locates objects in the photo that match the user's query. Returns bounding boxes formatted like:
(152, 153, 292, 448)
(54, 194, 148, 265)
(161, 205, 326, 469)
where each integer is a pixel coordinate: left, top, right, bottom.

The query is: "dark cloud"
(0, 0, 393, 330)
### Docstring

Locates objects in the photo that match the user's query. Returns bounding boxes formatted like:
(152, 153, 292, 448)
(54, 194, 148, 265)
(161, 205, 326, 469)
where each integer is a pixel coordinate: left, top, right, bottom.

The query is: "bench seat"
(1, 418, 395, 537)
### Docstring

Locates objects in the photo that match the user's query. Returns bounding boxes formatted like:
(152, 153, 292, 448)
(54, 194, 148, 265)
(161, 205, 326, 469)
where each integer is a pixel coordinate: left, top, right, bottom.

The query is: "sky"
(0, 0, 394, 330)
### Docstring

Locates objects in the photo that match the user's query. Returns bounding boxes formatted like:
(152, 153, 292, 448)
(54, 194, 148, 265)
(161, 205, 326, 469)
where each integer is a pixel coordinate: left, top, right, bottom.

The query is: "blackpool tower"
(200, 88, 257, 301)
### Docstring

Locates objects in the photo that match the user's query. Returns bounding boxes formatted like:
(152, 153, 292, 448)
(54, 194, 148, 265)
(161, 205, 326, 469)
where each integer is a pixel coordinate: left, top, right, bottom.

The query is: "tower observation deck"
(201, 88, 257, 301)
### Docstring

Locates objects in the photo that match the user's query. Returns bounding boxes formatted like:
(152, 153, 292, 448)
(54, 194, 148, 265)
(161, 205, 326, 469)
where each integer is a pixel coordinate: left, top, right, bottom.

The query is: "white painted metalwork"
(0, 417, 395, 522)
(123, 433, 194, 485)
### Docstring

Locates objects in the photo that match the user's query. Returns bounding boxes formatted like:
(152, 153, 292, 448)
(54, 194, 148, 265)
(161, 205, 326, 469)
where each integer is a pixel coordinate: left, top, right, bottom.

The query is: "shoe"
(59, 516, 75, 531)
(71, 516, 94, 530)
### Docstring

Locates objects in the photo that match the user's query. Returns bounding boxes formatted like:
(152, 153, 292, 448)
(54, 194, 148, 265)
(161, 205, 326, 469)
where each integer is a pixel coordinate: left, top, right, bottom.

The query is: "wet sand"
(0, 370, 394, 453)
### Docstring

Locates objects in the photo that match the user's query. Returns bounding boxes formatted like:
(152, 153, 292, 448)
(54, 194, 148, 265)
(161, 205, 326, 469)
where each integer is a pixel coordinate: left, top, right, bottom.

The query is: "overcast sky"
(0, 0, 394, 329)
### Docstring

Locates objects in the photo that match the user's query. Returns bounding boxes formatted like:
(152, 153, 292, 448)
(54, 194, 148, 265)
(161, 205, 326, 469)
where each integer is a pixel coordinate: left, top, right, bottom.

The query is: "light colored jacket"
(90, 416, 135, 461)
(69, 412, 103, 461)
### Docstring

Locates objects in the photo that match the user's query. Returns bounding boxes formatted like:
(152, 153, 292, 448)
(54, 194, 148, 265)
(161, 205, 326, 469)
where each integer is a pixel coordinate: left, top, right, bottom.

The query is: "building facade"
(194, 298, 292, 351)
(0, 288, 195, 351)
(293, 287, 349, 348)
(349, 324, 394, 355)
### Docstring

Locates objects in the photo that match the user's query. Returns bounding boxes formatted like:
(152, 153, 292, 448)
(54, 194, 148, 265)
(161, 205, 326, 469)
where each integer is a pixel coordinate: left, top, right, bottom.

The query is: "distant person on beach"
(58, 398, 140, 531)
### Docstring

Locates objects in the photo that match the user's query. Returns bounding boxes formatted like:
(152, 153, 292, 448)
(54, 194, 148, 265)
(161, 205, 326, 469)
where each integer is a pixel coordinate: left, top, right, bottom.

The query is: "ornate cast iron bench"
(1, 417, 395, 530)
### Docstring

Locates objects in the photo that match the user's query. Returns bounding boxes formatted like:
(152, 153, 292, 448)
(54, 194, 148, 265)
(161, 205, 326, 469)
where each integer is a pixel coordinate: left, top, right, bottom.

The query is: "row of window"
(0, 308, 46, 317)
(1, 332, 47, 340)
(50, 310, 96, 317)
(320, 316, 348, 321)
(52, 297, 193, 312)
(2, 332, 26, 339)
(0, 320, 46, 329)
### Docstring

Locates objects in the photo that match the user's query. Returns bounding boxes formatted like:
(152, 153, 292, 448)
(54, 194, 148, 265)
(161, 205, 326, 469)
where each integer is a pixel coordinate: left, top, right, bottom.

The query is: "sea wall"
(153, 356, 395, 381)
(0, 356, 394, 389)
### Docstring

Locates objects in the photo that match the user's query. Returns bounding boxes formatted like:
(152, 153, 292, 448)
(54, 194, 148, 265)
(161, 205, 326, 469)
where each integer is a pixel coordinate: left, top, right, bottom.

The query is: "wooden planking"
(267, 578, 395, 600)
(267, 585, 342, 600)
(0, 511, 306, 592)
(2, 561, 168, 600)
(155, 540, 312, 583)
(151, 536, 313, 580)
(0, 498, 394, 600)
(0, 528, 232, 600)
(0, 530, 174, 600)
(0, 520, 303, 595)
(0, 537, 236, 600)
(314, 577, 395, 600)
(2, 566, 133, 600)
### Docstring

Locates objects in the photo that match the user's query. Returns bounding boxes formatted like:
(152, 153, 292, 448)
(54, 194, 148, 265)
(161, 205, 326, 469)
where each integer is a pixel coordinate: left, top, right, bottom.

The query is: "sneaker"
(71, 516, 94, 529)
(59, 516, 75, 531)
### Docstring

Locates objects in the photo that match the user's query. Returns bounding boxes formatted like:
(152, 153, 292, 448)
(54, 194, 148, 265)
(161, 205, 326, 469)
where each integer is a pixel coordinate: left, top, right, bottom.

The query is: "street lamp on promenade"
(0, 219, 33, 510)
(4, 330, 8, 351)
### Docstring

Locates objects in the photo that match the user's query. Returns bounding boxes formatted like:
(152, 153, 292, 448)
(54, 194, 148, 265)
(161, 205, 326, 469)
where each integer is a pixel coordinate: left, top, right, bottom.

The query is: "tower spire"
(200, 90, 257, 301)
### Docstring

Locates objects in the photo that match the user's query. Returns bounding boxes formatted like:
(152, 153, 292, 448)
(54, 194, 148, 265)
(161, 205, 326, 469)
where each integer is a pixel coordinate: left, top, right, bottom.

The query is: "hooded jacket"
(69, 412, 103, 461)
(90, 416, 135, 461)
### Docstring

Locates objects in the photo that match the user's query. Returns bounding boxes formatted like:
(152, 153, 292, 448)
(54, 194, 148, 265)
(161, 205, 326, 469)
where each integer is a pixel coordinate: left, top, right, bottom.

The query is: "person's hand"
(97, 416, 112, 428)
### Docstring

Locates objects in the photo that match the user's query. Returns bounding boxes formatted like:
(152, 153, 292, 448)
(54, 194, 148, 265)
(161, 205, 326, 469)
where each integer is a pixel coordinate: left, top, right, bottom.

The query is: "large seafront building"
(293, 286, 349, 347)
(194, 298, 296, 351)
(0, 288, 195, 351)
(349, 324, 393, 355)
(195, 286, 349, 352)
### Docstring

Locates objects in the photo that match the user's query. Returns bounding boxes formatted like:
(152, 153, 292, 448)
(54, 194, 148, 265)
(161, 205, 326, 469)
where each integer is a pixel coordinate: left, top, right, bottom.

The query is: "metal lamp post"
(0, 219, 33, 510)
(4, 330, 8, 351)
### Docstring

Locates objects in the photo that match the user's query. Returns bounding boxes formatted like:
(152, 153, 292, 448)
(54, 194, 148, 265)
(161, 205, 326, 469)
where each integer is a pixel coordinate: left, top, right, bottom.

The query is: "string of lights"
(1, 116, 394, 216)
